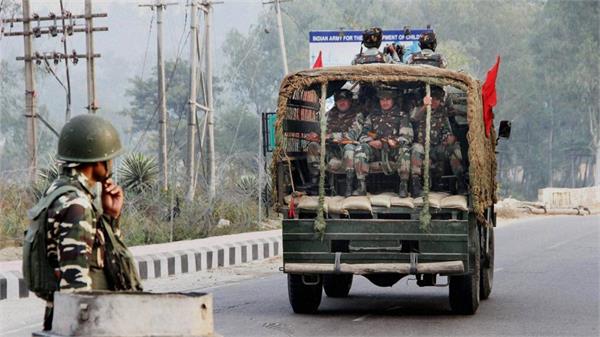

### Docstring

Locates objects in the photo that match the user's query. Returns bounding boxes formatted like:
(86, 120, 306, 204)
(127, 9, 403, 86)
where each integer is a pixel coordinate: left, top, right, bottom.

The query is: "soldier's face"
(431, 97, 441, 110)
(335, 98, 351, 112)
(379, 97, 394, 110)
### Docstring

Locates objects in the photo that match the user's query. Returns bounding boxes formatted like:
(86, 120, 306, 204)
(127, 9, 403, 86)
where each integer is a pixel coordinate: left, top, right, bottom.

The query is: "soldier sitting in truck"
(305, 89, 364, 196)
(407, 31, 447, 68)
(353, 87, 414, 197)
(410, 86, 467, 195)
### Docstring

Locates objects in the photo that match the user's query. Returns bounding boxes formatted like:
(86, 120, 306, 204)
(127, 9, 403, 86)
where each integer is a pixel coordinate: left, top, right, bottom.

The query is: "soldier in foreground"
(411, 87, 467, 196)
(407, 31, 448, 68)
(306, 89, 364, 196)
(353, 88, 413, 197)
(33, 114, 139, 330)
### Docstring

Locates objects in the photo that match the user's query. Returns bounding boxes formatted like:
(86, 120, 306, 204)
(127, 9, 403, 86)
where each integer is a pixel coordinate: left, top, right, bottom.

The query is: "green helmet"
(377, 87, 397, 99)
(56, 114, 124, 163)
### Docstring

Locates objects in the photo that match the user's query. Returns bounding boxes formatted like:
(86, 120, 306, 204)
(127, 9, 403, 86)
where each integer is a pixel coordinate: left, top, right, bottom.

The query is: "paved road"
(208, 215, 599, 337)
(2, 215, 598, 336)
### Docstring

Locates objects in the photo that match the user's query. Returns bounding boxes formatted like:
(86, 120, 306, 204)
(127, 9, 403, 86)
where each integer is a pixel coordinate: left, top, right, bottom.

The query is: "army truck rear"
(271, 64, 510, 314)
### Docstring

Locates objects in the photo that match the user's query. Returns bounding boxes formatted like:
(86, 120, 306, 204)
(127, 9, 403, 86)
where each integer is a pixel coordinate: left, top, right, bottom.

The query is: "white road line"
(352, 314, 372, 322)
(494, 267, 504, 272)
(2, 322, 41, 335)
(548, 233, 590, 250)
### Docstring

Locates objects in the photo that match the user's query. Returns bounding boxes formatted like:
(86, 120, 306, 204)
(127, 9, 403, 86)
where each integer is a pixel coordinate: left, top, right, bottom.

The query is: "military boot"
(352, 179, 367, 196)
(410, 176, 423, 198)
(398, 180, 409, 198)
(456, 173, 468, 195)
(344, 173, 354, 197)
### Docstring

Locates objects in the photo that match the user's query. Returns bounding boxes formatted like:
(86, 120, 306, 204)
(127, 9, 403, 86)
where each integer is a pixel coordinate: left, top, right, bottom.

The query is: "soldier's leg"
(410, 143, 424, 197)
(342, 144, 357, 197)
(43, 301, 54, 331)
(446, 142, 467, 194)
(353, 143, 372, 196)
(306, 141, 321, 185)
(430, 145, 446, 191)
(395, 145, 411, 197)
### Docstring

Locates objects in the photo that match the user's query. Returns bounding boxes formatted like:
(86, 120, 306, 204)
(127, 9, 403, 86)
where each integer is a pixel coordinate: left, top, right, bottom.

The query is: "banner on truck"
(309, 29, 433, 67)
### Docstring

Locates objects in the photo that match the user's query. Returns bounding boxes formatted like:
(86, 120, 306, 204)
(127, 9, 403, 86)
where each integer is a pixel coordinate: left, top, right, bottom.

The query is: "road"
(1, 215, 598, 337)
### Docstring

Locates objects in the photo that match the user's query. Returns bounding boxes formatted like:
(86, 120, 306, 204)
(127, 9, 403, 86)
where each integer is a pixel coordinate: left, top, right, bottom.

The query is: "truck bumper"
(284, 260, 464, 275)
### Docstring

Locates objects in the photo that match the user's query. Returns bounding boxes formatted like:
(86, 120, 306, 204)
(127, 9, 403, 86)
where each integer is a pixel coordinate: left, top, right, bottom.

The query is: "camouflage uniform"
(410, 103, 464, 183)
(307, 106, 364, 177)
(352, 47, 400, 65)
(45, 166, 115, 292)
(407, 48, 448, 68)
(354, 105, 413, 183)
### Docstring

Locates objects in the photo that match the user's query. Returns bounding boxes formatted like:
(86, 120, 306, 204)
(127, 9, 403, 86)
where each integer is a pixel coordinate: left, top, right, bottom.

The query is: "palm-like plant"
(118, 153, 159, 193)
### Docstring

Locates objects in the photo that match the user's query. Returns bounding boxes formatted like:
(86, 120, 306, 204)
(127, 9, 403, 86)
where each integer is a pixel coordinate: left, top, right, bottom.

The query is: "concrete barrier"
(538, 186, 600, 208)
(0, 229, 282, 301)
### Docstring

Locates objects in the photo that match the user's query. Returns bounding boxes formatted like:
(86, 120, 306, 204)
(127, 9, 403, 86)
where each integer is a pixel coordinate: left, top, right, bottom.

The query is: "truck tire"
(323, 274, 353, 298)
(287, 274, 322, 314)
(449, 223, 481, 315)
(480, 226, 494, 300)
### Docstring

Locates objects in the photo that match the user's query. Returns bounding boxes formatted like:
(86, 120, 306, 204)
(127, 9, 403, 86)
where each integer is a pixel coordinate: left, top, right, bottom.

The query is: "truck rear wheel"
(287, 274, 322, 313)
(323, 274, 353, 298)
(480, 226, 494, 300)
(449, 223, 481, 315)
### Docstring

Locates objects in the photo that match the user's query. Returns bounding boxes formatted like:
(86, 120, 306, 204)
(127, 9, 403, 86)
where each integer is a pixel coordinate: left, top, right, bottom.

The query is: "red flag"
(482, 56, 501, 137)
(312, 51, 323, 68)
(288, 195, 296, 218)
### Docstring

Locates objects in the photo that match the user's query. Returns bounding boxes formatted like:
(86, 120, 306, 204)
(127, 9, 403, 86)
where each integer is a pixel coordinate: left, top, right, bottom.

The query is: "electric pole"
(2, 0, 108, 181)
(186, 1, 200, 201)
(263, 0, 290, 75)
(85, 0, 98, 112)
(201, 0, 219, 199)
(140, 0, 177, 191)
(22, 0, 37, 182)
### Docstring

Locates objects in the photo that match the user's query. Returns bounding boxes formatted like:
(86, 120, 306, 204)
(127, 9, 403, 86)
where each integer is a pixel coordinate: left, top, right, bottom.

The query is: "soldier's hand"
(369, 140, 383, 149)
(102, 179, 124, 218)
(305, 132, 319, 142)
(423, 96, 432, 106)
(387, 139, 399, 148)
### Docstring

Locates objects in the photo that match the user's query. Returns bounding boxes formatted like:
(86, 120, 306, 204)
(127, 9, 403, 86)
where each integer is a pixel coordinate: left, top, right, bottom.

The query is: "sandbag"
(327, 196, 347, 215)
(390, 196, 415, 208)
(342, 196, 372, 212)
(441, 195, 469, 211)
(369, 193, 393, 208)
(414, 192, 449, 208)
(297, 196, 328, 213)
(284, 194, 300, 206)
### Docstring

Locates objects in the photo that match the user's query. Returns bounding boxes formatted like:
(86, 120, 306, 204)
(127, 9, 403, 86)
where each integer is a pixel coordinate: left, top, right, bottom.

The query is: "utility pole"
(200, 0, 220, 199)
(85, 0, 98, 112)
(22, 0, 37, 182)
(263, 0, 290, 75)
(140, 1, 177, 191)
(186, 1, 200, 201)
(2, 1, 108, 181)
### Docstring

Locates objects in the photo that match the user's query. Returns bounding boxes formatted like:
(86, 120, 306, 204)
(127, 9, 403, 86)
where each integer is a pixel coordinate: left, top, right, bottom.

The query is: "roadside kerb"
(0, 229, 282, 301)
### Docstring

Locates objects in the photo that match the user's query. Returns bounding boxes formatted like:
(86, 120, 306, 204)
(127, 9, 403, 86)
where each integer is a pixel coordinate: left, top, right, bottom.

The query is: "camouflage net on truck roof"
(271, 64, 497, 225)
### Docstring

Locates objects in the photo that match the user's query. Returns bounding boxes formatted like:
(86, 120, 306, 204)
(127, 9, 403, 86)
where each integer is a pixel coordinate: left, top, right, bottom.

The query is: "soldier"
(306, 89, 364, 196)
(407, 31, 448, 68)
(410, 86, 467, 196)
(40, 114, 132, 330)
(352, 27, 401, 65)
(353, 88, 414, 197)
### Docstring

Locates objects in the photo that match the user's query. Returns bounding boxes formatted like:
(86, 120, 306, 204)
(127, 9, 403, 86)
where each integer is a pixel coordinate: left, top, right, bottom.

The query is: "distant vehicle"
(271, 64, 510, 314)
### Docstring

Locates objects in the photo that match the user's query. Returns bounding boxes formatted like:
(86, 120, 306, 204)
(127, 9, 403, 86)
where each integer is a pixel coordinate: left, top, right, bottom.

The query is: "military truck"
(271, 64, 510, 314)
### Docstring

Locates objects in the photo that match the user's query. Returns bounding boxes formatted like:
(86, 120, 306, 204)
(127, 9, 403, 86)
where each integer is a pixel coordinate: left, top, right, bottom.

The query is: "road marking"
(352, 314, 372, 322)
(548, 233, 590, 250)
(494, 267, 504, 272)
(2, 322, 40, 335)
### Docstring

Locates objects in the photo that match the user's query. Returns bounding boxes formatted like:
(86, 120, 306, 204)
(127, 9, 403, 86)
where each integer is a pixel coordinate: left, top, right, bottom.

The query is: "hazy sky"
(0, 0, 264, 125)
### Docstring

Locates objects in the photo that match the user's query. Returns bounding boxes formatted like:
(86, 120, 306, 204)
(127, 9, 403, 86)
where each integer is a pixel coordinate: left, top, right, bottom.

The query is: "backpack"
(23, 185, 79, 300)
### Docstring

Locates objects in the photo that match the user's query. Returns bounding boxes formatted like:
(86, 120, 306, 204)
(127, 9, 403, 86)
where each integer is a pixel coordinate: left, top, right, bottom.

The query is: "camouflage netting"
(271, 64, 497, 225)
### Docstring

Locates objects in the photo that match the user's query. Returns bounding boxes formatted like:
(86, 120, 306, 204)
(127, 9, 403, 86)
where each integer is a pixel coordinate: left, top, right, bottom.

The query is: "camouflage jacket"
(45, 167, 116, 291)
(412, 104, 453, 146)
(407, 48, 448, 68)
(358, 106, 413, 145)
(352, 47, 400, 65)
(326, 105, 364, 142)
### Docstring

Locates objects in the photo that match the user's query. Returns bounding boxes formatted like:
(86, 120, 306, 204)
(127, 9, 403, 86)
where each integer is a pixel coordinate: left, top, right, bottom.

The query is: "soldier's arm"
(344, 113, 364, 141)
(397, 117, 414, 145)
(52, 192, 95, 292)
(357, 115, 373, 143)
